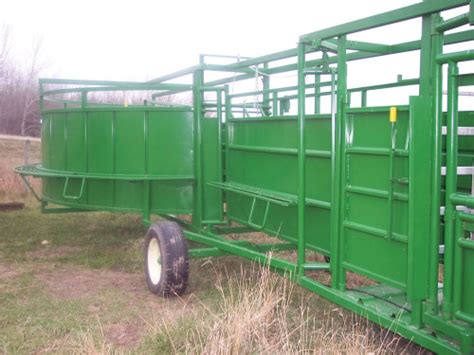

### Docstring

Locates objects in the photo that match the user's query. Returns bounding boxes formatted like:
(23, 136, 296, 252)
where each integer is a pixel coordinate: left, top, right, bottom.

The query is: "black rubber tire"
(144, 221, 189, 297)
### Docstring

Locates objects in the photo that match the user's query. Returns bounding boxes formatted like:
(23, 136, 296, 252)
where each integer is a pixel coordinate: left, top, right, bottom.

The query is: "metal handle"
(247, 198, 270, 230)
(62, 177, 86, 200)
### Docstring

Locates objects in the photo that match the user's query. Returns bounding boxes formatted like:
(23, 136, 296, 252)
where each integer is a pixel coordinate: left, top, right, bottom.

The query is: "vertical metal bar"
(64, 113, 68, 172)
(144, 110, 148, 175)
(272, 92, 278, 117)
(193, 69, 204, 228)
(224, 85, 232, 120)
(314, 73, 321, 114)
(428, 14, 443, 315)
(49, 114, 52, 173)
(331, 35, 347, 290)
(453, 213, 462, 315)
(262, 62, 270, 116)
(469, 0, 474, 25)
(387, 120, 397, 240)
(361, 90, 367, 107)
(112, 111, 116, 207)
(84, 111, 89, 204)
(143, 110, 150, 223)
(216, 89, 224, 221)
(224, 85, 231, 213)
(443, 62, 459, 320)
(81, 92, 87, 108)
(407, 11, 435, 327)
(297, 42, 306, 277)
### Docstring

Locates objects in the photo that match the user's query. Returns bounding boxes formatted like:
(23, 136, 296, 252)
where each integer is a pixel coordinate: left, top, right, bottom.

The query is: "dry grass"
(0, 138, 41, 202)
(146, 264, 417, 354)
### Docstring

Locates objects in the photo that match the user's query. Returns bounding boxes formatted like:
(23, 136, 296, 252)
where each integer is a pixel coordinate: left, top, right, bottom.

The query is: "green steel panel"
(342, 109, 410, 290)
(87, 180, 114, 207)
(41, 114, 51, 169)
(39, 107, 194, 214)
(115, 180, 142, 209)
(348, 155, 389, 190)
(87, 111, 114, 174)
(346, 194, 388, 231)
(114, 111, 145, 174)
(65, 112, 86, 172)
(150, 181, 193, 214)
(50, 114, 66, 171)
(147, 111, 193, 175)
(225, 116, 332, 254)
(86, 111, 114, 207)
(343, 228, 407, 289)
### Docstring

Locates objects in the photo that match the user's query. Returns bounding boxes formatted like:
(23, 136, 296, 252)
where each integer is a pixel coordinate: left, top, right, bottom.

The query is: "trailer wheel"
(144, 221, 189, 297)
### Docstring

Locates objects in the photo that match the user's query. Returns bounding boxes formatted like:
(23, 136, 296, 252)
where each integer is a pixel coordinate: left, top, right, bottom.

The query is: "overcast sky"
(2, 0, 419, 80)
(1, 0, 472, 109)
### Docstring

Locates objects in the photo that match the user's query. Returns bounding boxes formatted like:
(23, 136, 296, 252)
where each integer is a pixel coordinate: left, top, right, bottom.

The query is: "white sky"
(1, 0, 472, 109)
(2, 0, 417, 80)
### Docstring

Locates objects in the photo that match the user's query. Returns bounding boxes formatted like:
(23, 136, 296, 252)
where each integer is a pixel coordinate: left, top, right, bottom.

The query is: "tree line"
(0, 25, 42, 137)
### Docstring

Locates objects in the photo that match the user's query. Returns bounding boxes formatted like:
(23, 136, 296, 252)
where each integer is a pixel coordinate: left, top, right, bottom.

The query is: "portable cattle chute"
(16, 1, 474, 353)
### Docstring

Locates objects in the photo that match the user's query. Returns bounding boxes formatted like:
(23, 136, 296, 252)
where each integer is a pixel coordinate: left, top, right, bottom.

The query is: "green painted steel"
(37, 106, 194, 218)
(15, 1, 474, 353)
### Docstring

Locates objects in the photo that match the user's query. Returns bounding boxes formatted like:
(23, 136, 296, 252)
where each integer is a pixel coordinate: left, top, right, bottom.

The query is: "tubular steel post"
(361, 90, 367, 107)
(224, 84, 232, 119)
(81, 92, 87, 108)
(314, 73, 321, 114)
(193, 69, 204, 228)
(453, 213, 463, 319)
(216, 89, 224, 220)
(331, 35, 347, 291)
(387, 118, 397, 240)
(428, 14, 443, 316)
(443, 62, 459, 320)
(272, 92, 278, 116)
(262, 62, 270, 116)
(297, 42, 306, 278)
(406, 10, 435, 327)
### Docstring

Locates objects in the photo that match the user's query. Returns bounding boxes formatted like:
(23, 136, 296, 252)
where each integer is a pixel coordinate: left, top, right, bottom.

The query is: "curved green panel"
(40, 106, 194, 214)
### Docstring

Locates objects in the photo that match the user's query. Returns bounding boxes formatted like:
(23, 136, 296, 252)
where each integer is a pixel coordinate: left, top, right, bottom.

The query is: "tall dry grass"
(147, 264, 412, 354)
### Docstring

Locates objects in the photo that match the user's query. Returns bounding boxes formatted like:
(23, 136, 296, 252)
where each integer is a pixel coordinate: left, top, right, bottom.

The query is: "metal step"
(441, 166, 474, 176)
(442, 126, 474, 136)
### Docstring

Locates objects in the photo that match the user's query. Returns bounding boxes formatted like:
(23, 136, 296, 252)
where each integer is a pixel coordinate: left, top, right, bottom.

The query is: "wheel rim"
(147, 238, 162, 285)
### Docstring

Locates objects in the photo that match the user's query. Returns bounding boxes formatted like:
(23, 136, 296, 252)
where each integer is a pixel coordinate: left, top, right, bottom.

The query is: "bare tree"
(20, 38, 43, 136)
(0, 26, 43, 137)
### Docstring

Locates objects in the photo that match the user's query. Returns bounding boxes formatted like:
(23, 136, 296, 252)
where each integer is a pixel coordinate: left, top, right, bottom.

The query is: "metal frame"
(17, 2, 474, 353)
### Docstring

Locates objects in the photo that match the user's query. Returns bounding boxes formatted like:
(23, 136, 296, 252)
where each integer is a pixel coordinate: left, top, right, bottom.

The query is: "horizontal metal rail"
(150, 30, 474, 99)
(436, 50, 474, 63)
(16, 164, 194, 182)
(435, 13, 470, 32)
(228, 81, 334, 99)
(42, 83, 192, 96)
(300, 0, 469, 42)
